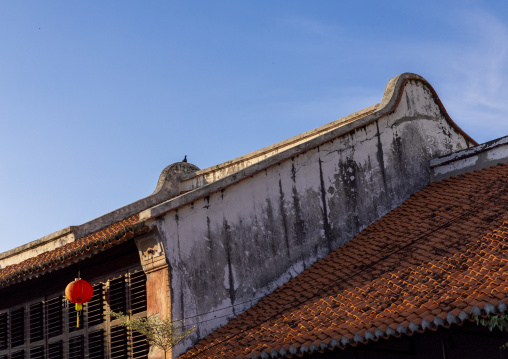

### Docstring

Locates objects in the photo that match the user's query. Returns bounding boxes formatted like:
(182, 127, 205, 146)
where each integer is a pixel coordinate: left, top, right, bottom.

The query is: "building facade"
(3, 73, 506, 359)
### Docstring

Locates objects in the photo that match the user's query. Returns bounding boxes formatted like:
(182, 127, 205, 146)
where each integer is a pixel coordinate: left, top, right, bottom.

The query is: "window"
(0, 269, 149, 359)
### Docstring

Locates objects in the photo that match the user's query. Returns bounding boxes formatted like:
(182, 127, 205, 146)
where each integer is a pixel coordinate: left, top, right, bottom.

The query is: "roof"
(0, 214, 147, 288)
(0, 72, 476, 285)
(180, 162, 508, 359)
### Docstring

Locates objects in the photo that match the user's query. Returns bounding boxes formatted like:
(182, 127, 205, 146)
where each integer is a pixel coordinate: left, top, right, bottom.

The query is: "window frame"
(0, 267, 148, 359)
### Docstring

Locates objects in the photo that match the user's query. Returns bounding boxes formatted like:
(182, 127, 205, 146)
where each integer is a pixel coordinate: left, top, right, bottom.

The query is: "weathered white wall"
(146, 77, 474, 356)
(178, 104, 378, 192)
(431, 135, 508, 181)
(0, 227, 75, 269)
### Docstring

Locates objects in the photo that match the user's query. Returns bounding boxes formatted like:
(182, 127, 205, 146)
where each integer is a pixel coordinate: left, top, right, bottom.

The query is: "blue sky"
(1, 1, 507, 253)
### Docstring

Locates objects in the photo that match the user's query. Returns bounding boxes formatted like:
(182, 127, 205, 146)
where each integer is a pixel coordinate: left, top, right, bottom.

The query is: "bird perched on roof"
(182, 155, 187, 163)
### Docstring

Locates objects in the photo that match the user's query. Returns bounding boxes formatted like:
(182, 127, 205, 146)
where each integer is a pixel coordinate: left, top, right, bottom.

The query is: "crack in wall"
(222, 218, 236, 316)
(318, 151, 333, 253)
(376, 121, 388, 193)
(279, 178, 291, 258)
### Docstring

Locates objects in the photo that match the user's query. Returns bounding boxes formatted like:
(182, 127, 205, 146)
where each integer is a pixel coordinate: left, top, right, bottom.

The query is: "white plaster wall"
(155, 80, 473, 356)
(178, 105, 379, 192)
(431, 136, 508, 181)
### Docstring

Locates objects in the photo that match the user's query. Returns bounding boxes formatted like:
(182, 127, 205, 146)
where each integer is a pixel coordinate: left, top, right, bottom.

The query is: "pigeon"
(182, 155, 187, 163)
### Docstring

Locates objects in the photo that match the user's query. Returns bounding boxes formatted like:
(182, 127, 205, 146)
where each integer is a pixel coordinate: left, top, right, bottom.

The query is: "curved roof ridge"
(145, 72, 477, 221)
(184, 72, 476, 186)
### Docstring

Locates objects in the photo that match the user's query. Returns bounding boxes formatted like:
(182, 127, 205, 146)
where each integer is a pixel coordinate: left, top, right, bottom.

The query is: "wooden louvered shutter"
(88, 330, 105, 359)
(29, 302, 44, 343)
(0, 313, 7, 351)
(130, 270, 149, 358)
(10, 350, 24, 359)
(88, 283, 104, 328)
(109, 277, 126, 314)
(130, 271, 147, 314)
(29, 345, 44, 359)
(10, 308, 24, 348)
(48, 341, 63, 359)
(110, 326, 128, 359)
(132, 330, 149, 359)
(69, 335, 84, 359)
(46, 296, 63, 338)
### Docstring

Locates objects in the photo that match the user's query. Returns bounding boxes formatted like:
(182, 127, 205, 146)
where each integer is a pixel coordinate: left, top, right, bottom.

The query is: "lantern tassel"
(75, 303, 82, 328)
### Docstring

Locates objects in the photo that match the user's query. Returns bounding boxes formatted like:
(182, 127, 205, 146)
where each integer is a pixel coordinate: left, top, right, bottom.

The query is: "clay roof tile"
(177, 163, 508, 359)
(0, 214, 144, 287)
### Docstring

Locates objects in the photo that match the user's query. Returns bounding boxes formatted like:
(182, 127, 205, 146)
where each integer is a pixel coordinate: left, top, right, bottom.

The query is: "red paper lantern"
(65, 277, 93, 328)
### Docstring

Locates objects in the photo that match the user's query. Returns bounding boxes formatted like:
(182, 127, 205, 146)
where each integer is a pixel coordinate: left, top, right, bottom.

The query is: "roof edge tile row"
(237, 302, 505, 359)
(0, 219, 148, 288)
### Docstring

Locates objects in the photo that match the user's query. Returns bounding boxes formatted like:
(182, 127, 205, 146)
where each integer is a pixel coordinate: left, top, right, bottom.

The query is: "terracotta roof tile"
(179, 163, 508, 359)
(0, 214, 145, 287)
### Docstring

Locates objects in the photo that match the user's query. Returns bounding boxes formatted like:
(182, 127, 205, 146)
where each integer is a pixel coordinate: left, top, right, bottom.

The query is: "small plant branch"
(107, 310, 195, 359)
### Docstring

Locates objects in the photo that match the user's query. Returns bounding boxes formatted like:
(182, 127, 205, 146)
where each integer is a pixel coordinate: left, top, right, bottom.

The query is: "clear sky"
(1, 1, 507, 253)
